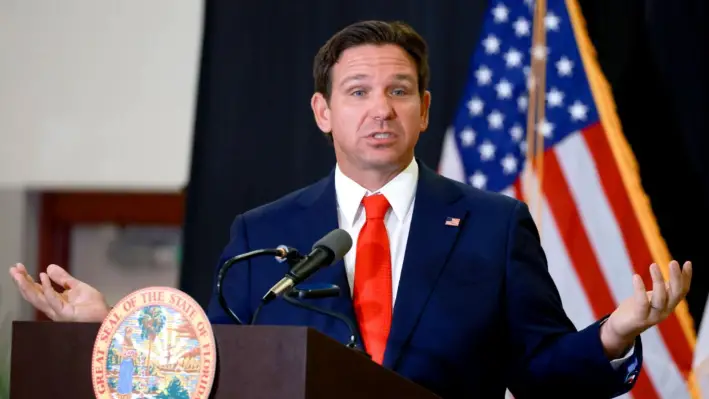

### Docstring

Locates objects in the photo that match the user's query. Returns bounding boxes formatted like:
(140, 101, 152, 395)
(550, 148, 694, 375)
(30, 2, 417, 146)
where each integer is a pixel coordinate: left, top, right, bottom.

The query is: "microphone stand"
(219, 245, 366, 356)
(255, 291, 368, 358)
(283, 295, 364, 352)
(217, 248, 301, 325)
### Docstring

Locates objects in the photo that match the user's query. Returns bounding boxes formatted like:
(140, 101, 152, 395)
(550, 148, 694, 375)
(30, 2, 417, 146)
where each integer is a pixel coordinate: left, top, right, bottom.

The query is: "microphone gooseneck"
(217, 246, 296, 325)
(258, 282, 367, 354)
(282, 293, 368, 355)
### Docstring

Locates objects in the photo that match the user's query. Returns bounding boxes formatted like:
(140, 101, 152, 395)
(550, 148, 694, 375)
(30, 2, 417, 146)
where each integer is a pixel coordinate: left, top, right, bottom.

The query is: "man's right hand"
(8, 263, 110, 322)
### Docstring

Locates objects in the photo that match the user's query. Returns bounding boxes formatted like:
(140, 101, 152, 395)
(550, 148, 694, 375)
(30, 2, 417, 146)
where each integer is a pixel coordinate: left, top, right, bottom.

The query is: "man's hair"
(313, 20, 430, 102)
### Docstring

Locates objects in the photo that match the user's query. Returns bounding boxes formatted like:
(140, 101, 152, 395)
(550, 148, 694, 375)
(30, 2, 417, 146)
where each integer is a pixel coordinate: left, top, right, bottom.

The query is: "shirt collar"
(334, 158, 418, 227)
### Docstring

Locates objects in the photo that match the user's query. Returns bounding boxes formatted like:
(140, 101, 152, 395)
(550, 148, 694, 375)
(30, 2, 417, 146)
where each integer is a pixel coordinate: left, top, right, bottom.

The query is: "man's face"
(311, 44, 431, 174)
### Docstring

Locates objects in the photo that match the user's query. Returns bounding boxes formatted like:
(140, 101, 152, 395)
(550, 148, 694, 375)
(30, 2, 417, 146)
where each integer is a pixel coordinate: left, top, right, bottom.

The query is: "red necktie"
(353, 193, 392, 364)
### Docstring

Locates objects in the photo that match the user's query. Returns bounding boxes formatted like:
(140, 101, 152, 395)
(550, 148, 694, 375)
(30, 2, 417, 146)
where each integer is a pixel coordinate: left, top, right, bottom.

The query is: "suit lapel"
(383, 163, 467, 369)
(292, 171, 361, 346)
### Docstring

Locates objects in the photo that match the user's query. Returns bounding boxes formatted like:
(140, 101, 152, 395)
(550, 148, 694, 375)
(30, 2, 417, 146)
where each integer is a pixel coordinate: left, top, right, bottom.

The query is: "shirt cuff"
(610, 343, 635, 370)
(598, 318, 637, 372)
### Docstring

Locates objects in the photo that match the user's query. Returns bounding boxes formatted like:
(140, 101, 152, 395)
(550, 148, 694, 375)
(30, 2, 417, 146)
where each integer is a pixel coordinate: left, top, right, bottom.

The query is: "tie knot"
(362, 194, 390, 220)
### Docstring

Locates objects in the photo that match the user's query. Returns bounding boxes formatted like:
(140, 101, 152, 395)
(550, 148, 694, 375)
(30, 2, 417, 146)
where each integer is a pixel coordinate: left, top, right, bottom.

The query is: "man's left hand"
(600, 260, 692, 359)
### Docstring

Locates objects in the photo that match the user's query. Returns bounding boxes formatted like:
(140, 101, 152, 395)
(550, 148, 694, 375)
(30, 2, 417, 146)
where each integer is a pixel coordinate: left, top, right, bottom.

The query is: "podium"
(9, 321, 440, 398)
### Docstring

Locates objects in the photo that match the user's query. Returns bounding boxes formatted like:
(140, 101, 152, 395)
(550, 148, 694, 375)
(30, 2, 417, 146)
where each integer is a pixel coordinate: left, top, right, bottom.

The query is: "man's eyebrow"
(339, 73, 417, 88)
(339, 74, 369, 88)
(392, 74, 416, 85)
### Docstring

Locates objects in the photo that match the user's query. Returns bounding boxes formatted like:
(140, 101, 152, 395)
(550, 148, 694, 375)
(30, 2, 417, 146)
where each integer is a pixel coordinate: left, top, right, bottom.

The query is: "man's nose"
(370, 92, 396, 120)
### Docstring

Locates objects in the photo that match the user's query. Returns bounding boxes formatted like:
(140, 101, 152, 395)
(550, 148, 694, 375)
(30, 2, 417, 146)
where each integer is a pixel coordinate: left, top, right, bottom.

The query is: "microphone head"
(313, 229, 352, 265)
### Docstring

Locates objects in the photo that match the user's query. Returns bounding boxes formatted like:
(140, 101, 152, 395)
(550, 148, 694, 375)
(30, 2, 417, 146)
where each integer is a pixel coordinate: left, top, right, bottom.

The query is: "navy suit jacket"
(206, 160, 642, 398)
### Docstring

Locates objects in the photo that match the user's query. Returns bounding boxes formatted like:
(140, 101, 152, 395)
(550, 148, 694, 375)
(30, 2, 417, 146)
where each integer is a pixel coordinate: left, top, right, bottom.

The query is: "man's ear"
(420, 90, 431, 131)
(311, 92, 332, 133)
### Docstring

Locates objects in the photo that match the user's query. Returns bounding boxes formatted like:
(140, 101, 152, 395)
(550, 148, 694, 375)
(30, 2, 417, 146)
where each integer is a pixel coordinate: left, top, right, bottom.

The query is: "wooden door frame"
(36, 191, 185, 320)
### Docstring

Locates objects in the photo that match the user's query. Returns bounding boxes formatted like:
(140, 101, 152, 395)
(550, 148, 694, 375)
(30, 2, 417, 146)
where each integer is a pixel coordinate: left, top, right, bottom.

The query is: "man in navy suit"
(9, 20, 693, 398)
(202, 20, 693, 397)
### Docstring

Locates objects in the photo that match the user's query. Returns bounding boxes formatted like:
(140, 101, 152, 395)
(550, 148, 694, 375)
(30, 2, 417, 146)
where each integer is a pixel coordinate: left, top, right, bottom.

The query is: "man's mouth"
(369, 132, 393, 139)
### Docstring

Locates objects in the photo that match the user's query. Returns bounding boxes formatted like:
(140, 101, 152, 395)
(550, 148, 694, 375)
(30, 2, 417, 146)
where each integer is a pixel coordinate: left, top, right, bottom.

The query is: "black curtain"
(180, 0, 709, 324)
(180, 0, 489, 307)
(579, 0, 709, 323)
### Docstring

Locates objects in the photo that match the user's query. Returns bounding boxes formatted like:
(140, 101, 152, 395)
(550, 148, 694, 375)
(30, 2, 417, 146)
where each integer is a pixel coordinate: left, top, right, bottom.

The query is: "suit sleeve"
(205, 214, 253, 324)
(504, 201, 642, 398)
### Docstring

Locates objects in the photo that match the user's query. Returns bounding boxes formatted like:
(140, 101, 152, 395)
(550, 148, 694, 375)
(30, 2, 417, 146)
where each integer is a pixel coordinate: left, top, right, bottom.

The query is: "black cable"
(217, 248, 282, 325)
(251, 301, 266, 325)
(282, 295, 367, 356)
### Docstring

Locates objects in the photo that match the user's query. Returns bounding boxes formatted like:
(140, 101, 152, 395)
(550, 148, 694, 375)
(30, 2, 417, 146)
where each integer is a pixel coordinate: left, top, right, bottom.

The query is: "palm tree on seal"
(138, 306, 166, 394)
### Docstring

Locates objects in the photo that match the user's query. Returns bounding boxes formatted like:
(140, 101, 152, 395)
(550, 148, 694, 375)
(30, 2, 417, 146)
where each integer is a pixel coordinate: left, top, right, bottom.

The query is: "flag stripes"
(438, 1, 697, 396)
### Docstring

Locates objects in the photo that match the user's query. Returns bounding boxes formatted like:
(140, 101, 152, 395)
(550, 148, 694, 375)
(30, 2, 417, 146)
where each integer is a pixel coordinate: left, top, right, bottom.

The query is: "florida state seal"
(91, 287, 217, 399)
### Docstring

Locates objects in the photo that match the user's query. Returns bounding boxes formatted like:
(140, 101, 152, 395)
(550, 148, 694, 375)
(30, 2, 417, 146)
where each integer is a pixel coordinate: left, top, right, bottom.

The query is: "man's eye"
(392, 88, 407, 96)
(351, 90, 365, 96)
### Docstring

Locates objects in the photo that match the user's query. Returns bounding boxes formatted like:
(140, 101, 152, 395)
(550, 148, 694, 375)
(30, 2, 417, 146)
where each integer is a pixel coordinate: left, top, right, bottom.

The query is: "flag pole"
(525, 0, 547, 232)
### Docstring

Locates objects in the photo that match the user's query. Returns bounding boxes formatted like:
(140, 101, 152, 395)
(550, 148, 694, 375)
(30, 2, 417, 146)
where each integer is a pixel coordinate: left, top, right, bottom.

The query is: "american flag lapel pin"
(445, 217, 460, 227)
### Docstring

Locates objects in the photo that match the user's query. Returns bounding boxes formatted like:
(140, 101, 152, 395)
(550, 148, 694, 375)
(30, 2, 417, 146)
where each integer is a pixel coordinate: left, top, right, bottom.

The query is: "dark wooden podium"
(10, 321, 439, 398)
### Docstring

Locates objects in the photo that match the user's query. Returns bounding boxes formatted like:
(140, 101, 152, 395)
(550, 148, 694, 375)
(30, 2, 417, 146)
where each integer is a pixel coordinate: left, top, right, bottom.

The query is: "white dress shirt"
(333, 158, 633, 368)
(334, 157, 418, 305)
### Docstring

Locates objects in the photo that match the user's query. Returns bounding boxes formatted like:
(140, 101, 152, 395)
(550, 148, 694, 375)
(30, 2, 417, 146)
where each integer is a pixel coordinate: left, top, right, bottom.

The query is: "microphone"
(262, 229, 352, 304)
(286, 283, 341, 299)
(250, 283, 342, 325)
(217, 243, 305, 325)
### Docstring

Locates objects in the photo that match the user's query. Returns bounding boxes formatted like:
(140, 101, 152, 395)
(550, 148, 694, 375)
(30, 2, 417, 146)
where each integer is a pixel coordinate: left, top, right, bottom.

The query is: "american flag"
(438, 1, 697, 398)
(445, 217, 460, 227)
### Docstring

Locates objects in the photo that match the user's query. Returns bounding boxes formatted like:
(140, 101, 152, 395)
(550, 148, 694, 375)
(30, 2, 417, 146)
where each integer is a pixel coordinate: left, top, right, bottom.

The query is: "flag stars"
(504, 48, 523, 68)
(547, 87, 564, 107)
(467, 96, 484, 116)
(518, 95, 528, 112)
(479, 140, 496, 161)
(459, 127, 476, 147)
(470, 171, 487, 189)
(569, 100, 589, 121)
(475, 66, 493, 85)
(492, 4, 509, 23)
(510, 124, 524, 141)
(513, 17, 531, 37)
(483, 35, 501, 54)
(537, 118, 554, 138)
(488, 110, 505, 130)
(501, 154, 518, 174)
(495, 79, 513, 99)
(449, 5, 587, 190)
(556, 56, 574, 77)
(545, 12, 560, 31)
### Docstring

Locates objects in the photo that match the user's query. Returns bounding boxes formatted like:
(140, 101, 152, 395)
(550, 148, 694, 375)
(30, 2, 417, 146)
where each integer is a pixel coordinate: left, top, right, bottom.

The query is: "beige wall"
(70, 224, 181, 307)
(0, 1, 204, 396)
(0, 0, 203, 190)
